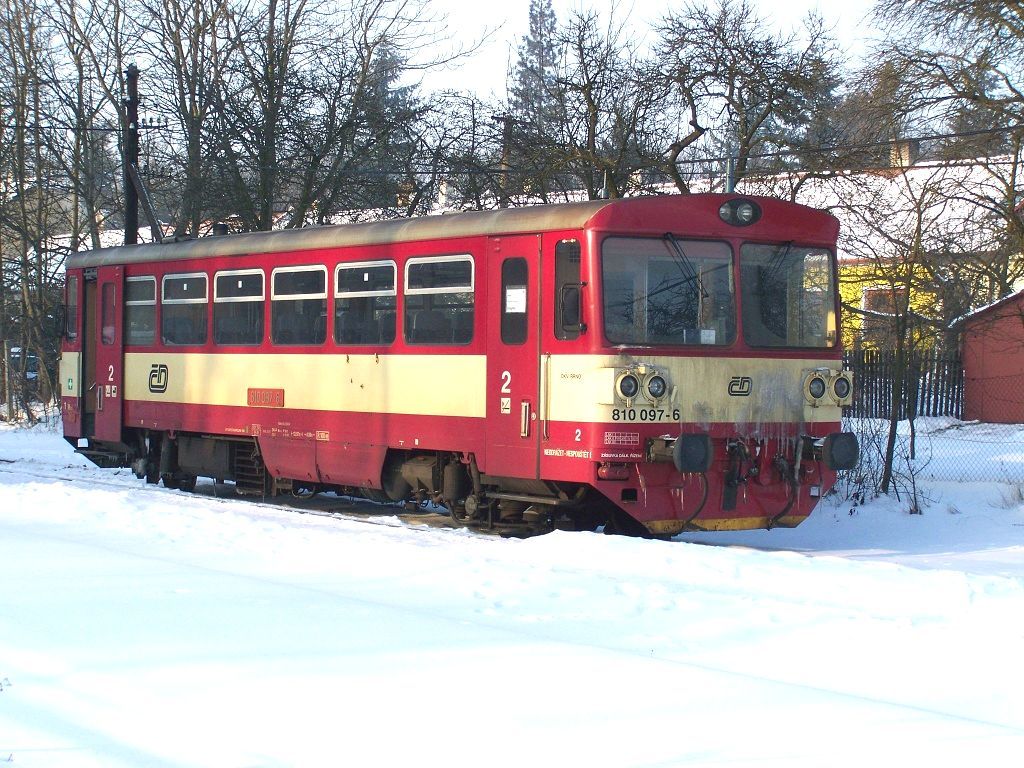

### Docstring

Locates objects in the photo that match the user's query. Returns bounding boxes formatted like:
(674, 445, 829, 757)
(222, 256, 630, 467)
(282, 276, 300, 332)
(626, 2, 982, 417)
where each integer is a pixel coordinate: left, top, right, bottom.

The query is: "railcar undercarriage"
(79, 429, 617, 537)
(70, 422, 856, 538)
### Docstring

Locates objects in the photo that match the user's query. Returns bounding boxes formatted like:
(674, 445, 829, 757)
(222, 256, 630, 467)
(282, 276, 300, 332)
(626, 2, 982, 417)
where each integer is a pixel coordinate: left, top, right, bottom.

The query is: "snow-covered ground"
(2, 419, 1024, 767)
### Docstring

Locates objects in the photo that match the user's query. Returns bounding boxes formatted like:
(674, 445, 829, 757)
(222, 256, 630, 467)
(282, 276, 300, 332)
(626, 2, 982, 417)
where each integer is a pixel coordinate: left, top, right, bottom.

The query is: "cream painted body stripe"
(122, 351, 842, 427)
(125, 353, 486, 418)
(544, 353, 843, 426)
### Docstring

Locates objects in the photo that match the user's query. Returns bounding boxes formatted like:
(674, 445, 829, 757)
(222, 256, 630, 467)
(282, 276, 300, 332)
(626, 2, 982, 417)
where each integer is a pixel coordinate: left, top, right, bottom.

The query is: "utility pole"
(121, 64, 163, 244)
(725, 135, 736, 194)
(493, 114, 513, 209)
(123, 64, 140, 245)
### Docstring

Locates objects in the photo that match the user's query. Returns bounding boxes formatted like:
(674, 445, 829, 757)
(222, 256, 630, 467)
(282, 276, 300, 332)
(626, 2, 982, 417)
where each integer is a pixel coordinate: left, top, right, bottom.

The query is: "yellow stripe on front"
(124, 353, 487, 418)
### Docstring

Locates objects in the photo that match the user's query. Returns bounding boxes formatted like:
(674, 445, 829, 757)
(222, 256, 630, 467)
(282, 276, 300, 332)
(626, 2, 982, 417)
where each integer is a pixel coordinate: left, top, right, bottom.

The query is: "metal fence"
(839, 350, 1024, 485)
(843, 349, 963, 420)
(843, 416, 1024, 485)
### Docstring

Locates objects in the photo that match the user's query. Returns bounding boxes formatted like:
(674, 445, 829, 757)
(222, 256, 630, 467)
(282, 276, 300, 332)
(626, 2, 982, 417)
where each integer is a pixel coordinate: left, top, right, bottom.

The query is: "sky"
(424, 0, 879, 96)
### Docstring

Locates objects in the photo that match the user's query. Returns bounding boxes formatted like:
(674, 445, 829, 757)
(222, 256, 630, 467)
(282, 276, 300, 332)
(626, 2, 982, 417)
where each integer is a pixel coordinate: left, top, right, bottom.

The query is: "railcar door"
(92, 265, 124, 443)
(486, 235, 542, 478)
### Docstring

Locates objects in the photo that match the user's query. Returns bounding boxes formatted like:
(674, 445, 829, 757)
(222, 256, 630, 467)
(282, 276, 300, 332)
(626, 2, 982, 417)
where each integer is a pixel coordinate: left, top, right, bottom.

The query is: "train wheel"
(602, 507, 650, 537)
(164, 473, 196, 492)
(449, 494, 487, 527)
(447, 503, 473, 527)
(361, 488, 394, 504)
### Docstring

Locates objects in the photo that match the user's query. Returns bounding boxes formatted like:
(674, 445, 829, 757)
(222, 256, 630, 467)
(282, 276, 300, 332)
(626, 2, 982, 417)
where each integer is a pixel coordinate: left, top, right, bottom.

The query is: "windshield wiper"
(662, 232, 708, 299)
(762, 241, 795, 283)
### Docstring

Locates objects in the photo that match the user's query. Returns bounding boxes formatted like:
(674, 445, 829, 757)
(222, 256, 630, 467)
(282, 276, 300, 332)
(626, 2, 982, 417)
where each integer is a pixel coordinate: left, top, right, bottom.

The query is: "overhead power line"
(5, 116, 1023, 178)
(671, 125, 1024, 167)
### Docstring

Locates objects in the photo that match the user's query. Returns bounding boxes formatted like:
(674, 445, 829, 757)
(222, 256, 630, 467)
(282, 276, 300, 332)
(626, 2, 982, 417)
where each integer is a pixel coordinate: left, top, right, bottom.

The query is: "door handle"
(520, 400, 531, 438)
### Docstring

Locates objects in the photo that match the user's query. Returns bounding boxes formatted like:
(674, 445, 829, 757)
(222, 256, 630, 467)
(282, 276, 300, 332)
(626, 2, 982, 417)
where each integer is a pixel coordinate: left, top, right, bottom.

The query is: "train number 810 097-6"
(611, 408, 681, 422)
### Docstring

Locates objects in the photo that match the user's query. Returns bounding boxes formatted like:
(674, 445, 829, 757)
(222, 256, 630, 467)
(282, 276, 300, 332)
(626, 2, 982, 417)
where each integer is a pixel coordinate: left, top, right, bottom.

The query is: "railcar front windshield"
(740, 243, 837, 348)
(602, 237, 735, 345)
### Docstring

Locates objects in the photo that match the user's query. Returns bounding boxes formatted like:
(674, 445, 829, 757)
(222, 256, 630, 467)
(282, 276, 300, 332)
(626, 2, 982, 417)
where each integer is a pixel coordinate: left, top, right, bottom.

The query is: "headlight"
(718, 198, 762, 226)
(831, 372, 853, 406)
(736, 201, 757, 224)
(832, 376, 850, 400)
(617, 372, 640, 400)
(804, 372, 828, 403)
(645, 374, 667, 400)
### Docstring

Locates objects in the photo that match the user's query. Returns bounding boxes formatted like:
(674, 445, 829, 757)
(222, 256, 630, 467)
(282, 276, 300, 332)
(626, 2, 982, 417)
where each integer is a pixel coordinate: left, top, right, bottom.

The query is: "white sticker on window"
(505, 286, 527, 313)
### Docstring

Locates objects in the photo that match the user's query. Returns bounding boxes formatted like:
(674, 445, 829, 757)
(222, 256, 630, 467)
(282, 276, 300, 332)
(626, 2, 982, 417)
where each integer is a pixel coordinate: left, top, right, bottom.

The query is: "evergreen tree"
(510, 0, 559, 132)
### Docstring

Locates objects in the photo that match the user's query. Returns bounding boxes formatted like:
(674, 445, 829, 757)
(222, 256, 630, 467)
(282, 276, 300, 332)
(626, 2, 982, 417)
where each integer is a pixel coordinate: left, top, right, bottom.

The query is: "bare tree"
(869, 0, 1024, 301)
(657, 0, 844, 193)
(498, 7, 665, 203)
(0, 0, 68, 418)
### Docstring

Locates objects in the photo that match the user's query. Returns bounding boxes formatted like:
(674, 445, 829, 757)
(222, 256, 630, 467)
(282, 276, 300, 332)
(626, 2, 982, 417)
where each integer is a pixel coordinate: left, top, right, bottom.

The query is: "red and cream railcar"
(60, 194, 857, 536)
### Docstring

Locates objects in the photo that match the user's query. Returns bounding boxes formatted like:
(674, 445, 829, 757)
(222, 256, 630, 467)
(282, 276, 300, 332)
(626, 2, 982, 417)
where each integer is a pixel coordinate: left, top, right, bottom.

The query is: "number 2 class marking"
(108, 365, 115, 382)
(575, 429, 582, 442)
(500, 370, 511, 393)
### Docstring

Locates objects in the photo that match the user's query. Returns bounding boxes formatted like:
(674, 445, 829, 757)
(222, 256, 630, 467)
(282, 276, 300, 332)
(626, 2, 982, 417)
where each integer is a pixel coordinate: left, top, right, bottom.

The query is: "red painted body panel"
(485, 234, 542, 479)
(123, 399, 489, 488)
(93, 266, 125, 442)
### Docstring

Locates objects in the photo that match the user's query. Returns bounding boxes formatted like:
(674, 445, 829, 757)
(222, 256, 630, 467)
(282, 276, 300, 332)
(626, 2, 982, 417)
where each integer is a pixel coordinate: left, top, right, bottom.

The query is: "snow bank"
(2, 422, 1024, 766)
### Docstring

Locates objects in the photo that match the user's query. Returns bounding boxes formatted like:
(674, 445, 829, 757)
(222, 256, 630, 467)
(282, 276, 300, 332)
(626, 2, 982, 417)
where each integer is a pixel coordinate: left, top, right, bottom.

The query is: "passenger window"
(501, 258, 528, 345)
(101, 283, 116, 345)
(214, 270, 264, 346)
(404, 255, 474, 345)
(66, 275, 79, 340)
(161, 273, 208, 346)
(554, 240, 581, 340)
(335, 262, 397, 345)
(125, 276, 156, 346)
(271, 266, 327, 345)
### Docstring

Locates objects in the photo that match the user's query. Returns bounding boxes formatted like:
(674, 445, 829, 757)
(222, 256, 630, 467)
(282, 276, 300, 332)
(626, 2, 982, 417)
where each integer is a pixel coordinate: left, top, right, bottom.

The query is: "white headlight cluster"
(718, 198, 762, 227)
(615, 366, 672, 404)
(804, 370, 854, 406)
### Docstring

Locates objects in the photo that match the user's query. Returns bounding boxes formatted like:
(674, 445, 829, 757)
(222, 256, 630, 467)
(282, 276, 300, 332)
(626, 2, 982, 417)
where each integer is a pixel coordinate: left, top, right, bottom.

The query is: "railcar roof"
(66, 199, 615, 268)
(65, 194, 837, 269)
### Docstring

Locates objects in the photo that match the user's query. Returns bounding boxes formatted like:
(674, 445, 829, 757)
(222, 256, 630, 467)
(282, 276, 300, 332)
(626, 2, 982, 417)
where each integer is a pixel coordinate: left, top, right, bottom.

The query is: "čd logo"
(149, 364, 169, 393)
(728, 376, 752, 396)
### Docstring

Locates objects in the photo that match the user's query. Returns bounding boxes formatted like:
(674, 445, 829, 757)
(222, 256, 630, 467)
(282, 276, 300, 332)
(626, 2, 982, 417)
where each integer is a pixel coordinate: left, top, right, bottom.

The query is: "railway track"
(0, 459, 467, 534)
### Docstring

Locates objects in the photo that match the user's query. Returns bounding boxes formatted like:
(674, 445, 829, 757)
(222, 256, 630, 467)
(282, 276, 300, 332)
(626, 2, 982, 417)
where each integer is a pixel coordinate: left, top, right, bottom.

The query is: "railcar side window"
(602, 237, 735, 346)
(66, 275, 78, 340)
(271, 266, 327, 345)
(501, 258, 528, 345)
(101, 283, 116, 344)
(335, 262, 397, 345)
(404, 255, 474, 345)
(554, 240, 581, 340)
(740, 244, 837, 348)
(162, 273, 208, 346)
(125, 276, 156, 346)
(214, 270, 264, 346)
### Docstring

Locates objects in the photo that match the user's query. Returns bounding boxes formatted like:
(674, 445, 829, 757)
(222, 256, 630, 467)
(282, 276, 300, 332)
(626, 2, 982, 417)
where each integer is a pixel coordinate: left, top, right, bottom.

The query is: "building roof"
(956, 288, 1024, 328)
